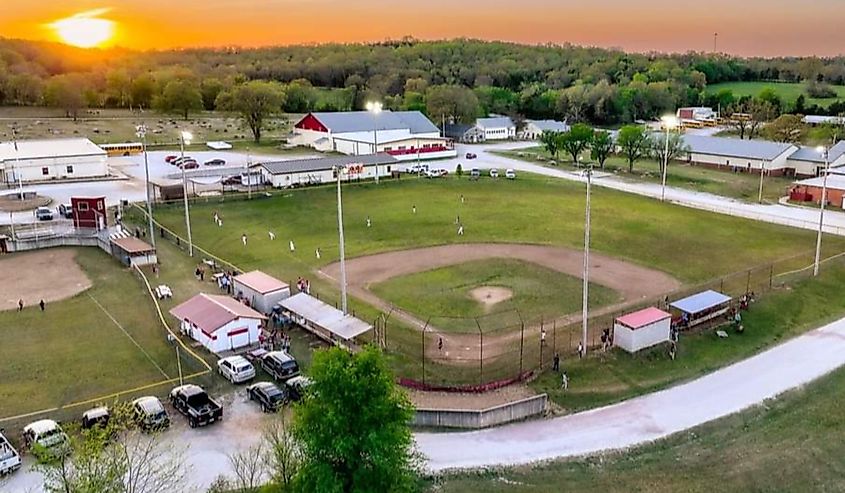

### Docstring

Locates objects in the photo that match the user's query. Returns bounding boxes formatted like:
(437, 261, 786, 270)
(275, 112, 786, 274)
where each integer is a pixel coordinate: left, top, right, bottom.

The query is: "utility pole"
(10, 125, 24, 201)
(660, 115, 678, 202)
(179, 131, 194, 257)
(714, 32, 718, 53)
(136, 125, 156, 249)
(581, 165, 593, 357)
(814, 146, 830, 276)
(758, 160, 767, 203)
(335, 165, 349, 313)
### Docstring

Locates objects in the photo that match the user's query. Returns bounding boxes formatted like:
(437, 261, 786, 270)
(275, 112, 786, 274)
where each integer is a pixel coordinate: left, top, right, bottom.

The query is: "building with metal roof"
(170, 293, 266, 354)
(680, 135, 797, 175)
(0, 138, 108, 184)
(520, 120, 570, 140)
(670, 290, 732, 328)
(279, 292, 372, 348)
(614, 307, 672, 353)
(255, 154, 398, 188)
(790, 173, 845, 207)
(475, 117, 516, 140)
(785, 141, 845, 177)
(233, 270, 291, 314)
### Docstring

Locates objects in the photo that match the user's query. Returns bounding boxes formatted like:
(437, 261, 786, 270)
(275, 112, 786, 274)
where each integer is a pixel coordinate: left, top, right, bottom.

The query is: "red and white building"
(71, 197, 107, 230)
(291, 111, 456, 161)
(613, 307, 672, 353)
(170, 293, 266, 354)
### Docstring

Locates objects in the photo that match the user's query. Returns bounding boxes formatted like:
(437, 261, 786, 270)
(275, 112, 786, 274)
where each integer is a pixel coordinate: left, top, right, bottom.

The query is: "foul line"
(88, 293, 171, 379)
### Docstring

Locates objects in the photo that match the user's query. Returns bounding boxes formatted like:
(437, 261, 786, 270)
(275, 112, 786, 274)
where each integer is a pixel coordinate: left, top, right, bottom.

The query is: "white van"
(23, 420, 68, 456)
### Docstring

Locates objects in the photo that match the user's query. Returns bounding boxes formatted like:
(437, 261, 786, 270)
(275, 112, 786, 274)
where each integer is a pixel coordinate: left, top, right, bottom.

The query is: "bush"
(807, 82, 837, 99)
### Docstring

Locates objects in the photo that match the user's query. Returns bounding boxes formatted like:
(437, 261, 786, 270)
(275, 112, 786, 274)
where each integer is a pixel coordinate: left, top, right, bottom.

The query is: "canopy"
(280, 293, 372, 341)
(670, 290, 731, 315)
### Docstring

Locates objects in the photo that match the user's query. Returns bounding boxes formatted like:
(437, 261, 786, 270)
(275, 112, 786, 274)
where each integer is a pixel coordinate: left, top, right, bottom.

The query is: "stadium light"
(333, 164, 349, 314)
(179, 130, 194, 257)
(581, 165, 593, 358)
(136, 124, 156, 250)
(660, 115, 679, 202)
(814, 145, 830, 277)
(367, 101, 383, 184)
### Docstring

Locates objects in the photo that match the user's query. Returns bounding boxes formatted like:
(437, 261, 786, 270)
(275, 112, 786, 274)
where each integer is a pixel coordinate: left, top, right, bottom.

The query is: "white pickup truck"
(0, 430, 21, 476)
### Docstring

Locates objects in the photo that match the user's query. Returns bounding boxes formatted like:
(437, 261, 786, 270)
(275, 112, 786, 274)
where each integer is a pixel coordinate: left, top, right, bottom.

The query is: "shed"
(170, 293, 267, 354)
(279, 292, 372, 348)
(110, 236, 157, 267)
(670, 290, 732, 328)
(233, 270, 291, 314)
(613, 307, 672, 353)
(71, 196, 106, 230)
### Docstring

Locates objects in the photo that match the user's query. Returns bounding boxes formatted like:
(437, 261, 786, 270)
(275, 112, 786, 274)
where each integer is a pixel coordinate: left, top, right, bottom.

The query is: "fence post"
(720, 278, 724, 293)
(746, 269, 751, 294)
(519, 319, 525, 375)
(553, 320, 557, 354)
(475, 318, 483, 386)
(422, 317, 430, 386)
(539, 317, 544, 370)
(769, 264, 774, 290)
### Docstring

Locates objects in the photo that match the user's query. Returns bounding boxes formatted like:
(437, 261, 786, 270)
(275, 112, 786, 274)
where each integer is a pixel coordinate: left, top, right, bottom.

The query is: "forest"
(1, 37, 844, 126)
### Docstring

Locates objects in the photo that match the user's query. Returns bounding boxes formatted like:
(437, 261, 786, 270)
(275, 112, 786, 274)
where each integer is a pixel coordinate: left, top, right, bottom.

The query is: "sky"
(3, 0, 845, 57)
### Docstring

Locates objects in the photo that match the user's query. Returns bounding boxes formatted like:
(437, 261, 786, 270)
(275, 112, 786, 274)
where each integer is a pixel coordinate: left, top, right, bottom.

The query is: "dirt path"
(320, 243, 681, 366)
(0, 248, 91, 311)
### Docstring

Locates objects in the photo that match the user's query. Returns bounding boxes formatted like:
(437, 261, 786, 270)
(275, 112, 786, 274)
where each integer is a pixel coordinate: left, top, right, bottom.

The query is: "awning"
(670, 290, 732, 315)
(280, 293, 372, 341)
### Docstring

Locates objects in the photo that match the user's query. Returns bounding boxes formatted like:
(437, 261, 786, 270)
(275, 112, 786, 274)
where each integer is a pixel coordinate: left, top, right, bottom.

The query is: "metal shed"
(232, 270, 291, 314)
(613, 307, 672, 353)
(670, 290, 732, 328)
(279, 293, 372, 348)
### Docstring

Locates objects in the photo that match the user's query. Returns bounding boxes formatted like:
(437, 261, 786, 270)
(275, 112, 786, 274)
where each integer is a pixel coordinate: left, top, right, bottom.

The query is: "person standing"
(289, 240, 296, 252)
(366, 216, 372, 228)
(241, 233, 248, 246)
(412, 205, 416, 214)
(39, 299, 45, 311)
(552, 353, 560, 372)
(18, 299, 23, 311)
(438, 337, 443, 352)
(460, 194, 465, 204)
(577, 341, 583, 359)
(541, 328, 547, 346)
(561, 370, 569, 390)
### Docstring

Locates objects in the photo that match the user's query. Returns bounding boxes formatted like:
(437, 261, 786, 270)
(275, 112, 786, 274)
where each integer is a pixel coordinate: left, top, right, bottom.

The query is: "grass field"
(494, 147, 796, 203)
(371, 259, 619, 332)
(705, 81, 845, 108)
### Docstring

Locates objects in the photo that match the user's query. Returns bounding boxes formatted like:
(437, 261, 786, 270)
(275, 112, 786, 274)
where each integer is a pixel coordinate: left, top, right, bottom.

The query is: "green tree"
(539, 130, 562, 158)
(617, 124, 651, 172)
(216, 81, 285, 143)
(763, 114, 805, 143)
(293, 346, 418, 493)
(154, 80, 203, 120)
(44, 74, 87, 121)
(425, 85, 480, 124)
(559, 123, 594, 164)
(200, 78, 225, 111)
(590, 130, 614, 169)
(283, 79, 318, 113)
(129, 74, 155, 110)
(651, 132, 689, 173)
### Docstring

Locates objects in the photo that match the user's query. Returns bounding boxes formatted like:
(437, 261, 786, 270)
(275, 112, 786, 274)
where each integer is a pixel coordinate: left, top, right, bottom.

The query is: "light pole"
(179, 131, 194, 257)
(813, 145, 830, 277)
(10, 125, 24, 201)
(660, 115, 679, 202)
(334, 164, 349, 314)
(136, 125, 156, 249)
(366, 101, 383, 183)
(581, 165, 593, 357)
(758, 159, 767, 204)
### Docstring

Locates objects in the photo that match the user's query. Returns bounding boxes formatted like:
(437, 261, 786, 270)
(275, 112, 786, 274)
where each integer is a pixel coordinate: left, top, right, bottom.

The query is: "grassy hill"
(705, 81, 845, 108)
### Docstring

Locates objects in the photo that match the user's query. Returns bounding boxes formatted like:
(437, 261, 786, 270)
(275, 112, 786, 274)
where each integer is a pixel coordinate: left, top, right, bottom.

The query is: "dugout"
(110, 236, 157, 267)
(613, 307, 672, 353)
(279, 293, 372, 349)
(670, 290, 732, 328)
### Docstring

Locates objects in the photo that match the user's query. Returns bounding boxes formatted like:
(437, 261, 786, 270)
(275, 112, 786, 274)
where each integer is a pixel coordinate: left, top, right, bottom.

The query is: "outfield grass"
(371, 259, 619, 332)
(705, 81, 845, 108)
(494, 147, 795, 203)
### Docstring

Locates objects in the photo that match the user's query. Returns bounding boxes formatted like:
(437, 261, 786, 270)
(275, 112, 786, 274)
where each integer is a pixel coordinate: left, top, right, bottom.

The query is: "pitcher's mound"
(469, 286, 513, 310)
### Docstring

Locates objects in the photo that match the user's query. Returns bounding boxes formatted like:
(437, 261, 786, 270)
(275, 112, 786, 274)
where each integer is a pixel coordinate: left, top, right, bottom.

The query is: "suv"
(285, 375, 313, 402)
(489, 168, 499, 178)
(261, 351, 300, 382)
(81, 406, 110, 430)
(132, 396, 170, 432)
(246, 381, 287, 413)
(22, 420, 68, 456)
(57, 204, 73, 219)
(470, 168, 481, 179)
(0, 429, 21, 476)
(217, 355, 256, 384)
(35, 207, 54, 221)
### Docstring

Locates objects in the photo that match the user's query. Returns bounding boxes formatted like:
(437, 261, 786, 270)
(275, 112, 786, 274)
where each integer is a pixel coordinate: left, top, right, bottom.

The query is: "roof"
(682, 135, 795, 161)
(803, 115, 845, 125)
(476, 117, 515, 129)
(788, 141, 845, 163)
(444, 123, 475, 138)
(304, 111, 439, 134)
(257, 154, 397, 175)
(280, 292, 372, 341)
(133, 396, 164, 414)
(526, 120, 570, 132)
(111, 236, 155, 254)
(170, 293, 266, 335)
(332, 129, 446, 145)
(24, 420, 60, 435)
(670, 290, 732, 314)
(0, 138, 106, 162)
(616, 307, 672, 329)
(234, 270, 289, 294)
(793, 173, 845, 192)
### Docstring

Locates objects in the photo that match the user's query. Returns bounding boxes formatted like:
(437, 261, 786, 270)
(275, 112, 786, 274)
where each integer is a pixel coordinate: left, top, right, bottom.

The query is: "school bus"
(100, 142, 144, 156)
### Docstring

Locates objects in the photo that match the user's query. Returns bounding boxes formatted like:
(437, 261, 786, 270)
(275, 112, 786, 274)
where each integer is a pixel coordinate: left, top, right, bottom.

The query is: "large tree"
(651, 132, 689, 173)
(558, 123, 594, 164)
(44, 74, 87, 121)
(617, 124, 652, 172)
(763, 114, 805, 143)
(590, 130, 614, 169)
(727, 99, 776, 140)
(425, 84, 480, 124)
(217, 81, 286, 143)
(293, 346, 418, 493)
(154, 80, 203, 120)
(540, 130, 563, 158)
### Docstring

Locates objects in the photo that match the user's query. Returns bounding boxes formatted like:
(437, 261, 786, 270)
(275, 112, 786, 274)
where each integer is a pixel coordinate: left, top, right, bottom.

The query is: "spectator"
(560, 371, 569, 390)
(18, 299, 23, 311)
(438, 337, 443, 352)
(552, 353, 560, 372)
(577, 341, 583, 359)
(39, 299, 45, 311)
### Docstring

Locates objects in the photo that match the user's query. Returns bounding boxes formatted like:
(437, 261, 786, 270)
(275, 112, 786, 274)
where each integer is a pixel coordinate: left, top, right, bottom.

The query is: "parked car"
(261, 351, 300, 382)
(170, 384, 223, 428)
(407, 163, 430, 175)
(35, 207, 53, 221)
(204, 159, 226, 166)
(285, 375, 313, 402)
(489, 168, 499, 178)
(505, 169, 517, 179)
(425, 168, 448, 178)
(217, 355, 256, 384)
(81, 406, 110, 430)
(172, 156, 192, 165)
(222, 175, 242, 185)
(22, 420, 68, 456)
(246, 381, 287, 413)
(0, 430, 21, 476)
(466, 152, 477, 159)
(57, 203, 73, 219)
(179, 161, 199, 170)
(131, 396, 170, 432)
(164, 155, 178, 163)
(470, 168, 481, 179)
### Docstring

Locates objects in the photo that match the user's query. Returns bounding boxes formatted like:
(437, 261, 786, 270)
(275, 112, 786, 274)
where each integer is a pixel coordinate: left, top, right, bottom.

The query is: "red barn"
(71, 196, 106, 230)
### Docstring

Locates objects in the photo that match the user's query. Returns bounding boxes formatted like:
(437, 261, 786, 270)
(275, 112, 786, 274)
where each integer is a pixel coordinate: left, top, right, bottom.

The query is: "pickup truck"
(0, 430, 21, 476)
(169, 384, 223, 428)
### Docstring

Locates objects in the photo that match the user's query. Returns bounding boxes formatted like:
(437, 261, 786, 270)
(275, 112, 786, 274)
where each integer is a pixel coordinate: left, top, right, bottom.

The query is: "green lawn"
(705, 81, 845, 108)
(494, 147, 795, 203)
(371, 259, 619, 332)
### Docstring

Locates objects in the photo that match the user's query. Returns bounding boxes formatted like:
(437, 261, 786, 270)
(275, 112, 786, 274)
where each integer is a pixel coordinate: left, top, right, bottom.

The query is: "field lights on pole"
(136, 125, 156, 250)
(813, 145, 830, 277)
(366, 101, 383, 184)
(581, 165, 593, 358)
(660, 115, 679, 202)
(334, 164, 349, 314)
(180, 131, 194, 257)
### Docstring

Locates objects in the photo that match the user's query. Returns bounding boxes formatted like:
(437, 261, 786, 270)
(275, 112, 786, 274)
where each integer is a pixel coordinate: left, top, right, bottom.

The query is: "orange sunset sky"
(3, 0, 844, 56)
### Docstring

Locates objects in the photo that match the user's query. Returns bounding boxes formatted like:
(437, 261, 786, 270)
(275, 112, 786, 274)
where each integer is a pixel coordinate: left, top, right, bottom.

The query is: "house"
(254, 154, 398, 188)
(279, 292, 372, 349)
(444, 124, 485, 143)
(789, 174, 845, 208)
(475, 117, 516, 140)
(170, 293, 267, 354)
(291, 111, 455, 160)
(110, 236, 157, 267)
(71, 197, 107, 230)
(0, 138, 108, 184)
(785, 142, 845, 178)
(680, 135, 797, 176)
(232, 270, 291, 314)
(613, 307, 672, 353)
(520, 120, 570, 140)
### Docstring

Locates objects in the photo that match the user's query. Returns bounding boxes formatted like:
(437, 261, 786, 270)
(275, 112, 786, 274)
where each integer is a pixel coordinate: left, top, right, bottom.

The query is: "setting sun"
(49, 9, 115, 48)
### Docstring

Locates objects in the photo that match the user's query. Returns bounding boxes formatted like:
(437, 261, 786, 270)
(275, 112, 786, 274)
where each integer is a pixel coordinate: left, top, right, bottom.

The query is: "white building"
(802, 115, 845, 126)
(233, 270, 291, 314)
(0, 138, 108, 184)
(613, 307, 672, 353)
(520, 120, 570, 140)
(785, 141, 845, 178)
(255, 154, 399, 188)
(680, 135, 797, 176)
(290, 111, 455, 160)
(476, 117, 516, 140)
(170, 293, 266, 354)
(444, 123, 485, 143)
